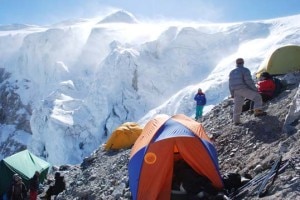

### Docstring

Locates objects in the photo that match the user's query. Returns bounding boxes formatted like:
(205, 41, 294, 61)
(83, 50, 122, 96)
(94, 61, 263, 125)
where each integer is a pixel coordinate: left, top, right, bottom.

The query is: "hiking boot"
(254, 109, 267, 117)
(234, 122, 242, 126)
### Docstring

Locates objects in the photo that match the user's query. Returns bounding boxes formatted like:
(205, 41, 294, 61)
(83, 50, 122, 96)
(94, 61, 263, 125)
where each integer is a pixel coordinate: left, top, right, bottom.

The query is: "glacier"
(0, 10, 300, 164)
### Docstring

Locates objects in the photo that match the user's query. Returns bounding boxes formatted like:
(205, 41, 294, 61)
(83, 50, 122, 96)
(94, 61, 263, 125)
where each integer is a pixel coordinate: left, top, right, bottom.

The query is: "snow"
(1, 10, 300, 165)
(0, 125, 31, 160)
(98, 10, 138, 24)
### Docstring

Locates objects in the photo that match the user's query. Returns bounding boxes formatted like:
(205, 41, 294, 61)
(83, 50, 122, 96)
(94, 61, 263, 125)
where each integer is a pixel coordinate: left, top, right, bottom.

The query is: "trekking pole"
(255, 157, 293, 197)
(228, 158, 291, 200)
(228, 166, 272, 198)
(257, 156, 282, 197)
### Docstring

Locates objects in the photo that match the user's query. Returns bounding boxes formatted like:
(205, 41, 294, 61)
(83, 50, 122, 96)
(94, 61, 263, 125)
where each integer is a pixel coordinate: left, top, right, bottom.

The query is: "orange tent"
(104, 122, 142, 150)
(128, 114, 223, 200)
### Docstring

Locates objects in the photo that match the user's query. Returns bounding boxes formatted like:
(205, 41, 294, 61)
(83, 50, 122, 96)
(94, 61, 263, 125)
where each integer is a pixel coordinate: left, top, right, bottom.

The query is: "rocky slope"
(47, 73, 300, 200)
(0, 68, 32, 157)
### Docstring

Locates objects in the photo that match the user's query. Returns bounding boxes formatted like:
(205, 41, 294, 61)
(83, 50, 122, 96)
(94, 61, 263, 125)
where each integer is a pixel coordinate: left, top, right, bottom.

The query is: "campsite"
(48, 71, 299, 200)
(1, 0, 300, 198)
(0, 8, 299, 198)
(1, 54, 299, 199)
(0, 150, 50, 197)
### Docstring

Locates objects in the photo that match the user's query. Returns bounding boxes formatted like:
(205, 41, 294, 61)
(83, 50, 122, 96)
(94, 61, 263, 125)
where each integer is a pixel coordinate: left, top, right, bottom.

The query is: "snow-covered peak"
(98, 10, 138, 24)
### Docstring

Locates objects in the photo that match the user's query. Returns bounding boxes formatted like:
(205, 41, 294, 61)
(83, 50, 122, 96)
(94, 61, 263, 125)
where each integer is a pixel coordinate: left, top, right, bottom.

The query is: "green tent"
(0, 149, 51, 196)
(256, 45, 300, 78)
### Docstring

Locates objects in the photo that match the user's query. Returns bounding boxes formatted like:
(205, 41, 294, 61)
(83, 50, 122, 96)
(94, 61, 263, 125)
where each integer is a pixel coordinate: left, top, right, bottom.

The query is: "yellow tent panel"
(256, 45, 300, 78)
(104, 122, 143, 150)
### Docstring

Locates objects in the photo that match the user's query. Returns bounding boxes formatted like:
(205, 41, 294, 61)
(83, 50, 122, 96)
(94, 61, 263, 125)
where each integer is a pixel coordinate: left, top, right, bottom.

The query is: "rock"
(253, 164, 263, 173)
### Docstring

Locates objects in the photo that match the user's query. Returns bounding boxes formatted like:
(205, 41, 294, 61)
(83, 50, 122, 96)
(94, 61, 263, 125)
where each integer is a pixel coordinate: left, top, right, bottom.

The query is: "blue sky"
(1, 0, 300, 25)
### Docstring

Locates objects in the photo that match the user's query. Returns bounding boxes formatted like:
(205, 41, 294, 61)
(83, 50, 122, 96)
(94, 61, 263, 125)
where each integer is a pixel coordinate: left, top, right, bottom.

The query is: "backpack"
(272, 77, 283, 97)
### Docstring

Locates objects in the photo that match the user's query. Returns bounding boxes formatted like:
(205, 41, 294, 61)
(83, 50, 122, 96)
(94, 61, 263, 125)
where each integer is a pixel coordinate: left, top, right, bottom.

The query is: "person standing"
(7, 175, 27, 200)
(229, 58, 266, 125)
(29, 171, 40, 200)
(194, 88, 206, 120)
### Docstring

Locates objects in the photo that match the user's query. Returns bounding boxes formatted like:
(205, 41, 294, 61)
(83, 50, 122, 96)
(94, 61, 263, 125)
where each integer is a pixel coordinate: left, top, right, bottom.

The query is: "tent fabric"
(104, 122, 143, 150)
(128, 114, 223, 200)
(256, 45, 300, 78)
(0, 149, 50, 196)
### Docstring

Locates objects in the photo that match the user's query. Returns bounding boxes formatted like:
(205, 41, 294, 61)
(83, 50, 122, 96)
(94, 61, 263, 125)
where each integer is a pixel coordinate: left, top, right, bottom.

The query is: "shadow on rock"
(245, 115, 282, 143)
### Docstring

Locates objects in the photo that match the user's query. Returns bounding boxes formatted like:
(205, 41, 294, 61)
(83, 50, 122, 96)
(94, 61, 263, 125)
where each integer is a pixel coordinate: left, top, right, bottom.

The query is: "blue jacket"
(194, 92, 206, 106)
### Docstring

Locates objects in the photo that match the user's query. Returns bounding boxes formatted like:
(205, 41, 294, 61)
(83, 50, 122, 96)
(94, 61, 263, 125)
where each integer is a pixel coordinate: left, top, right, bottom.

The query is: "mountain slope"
(52, 73, 300, 200)
(1, 12, 300, 165)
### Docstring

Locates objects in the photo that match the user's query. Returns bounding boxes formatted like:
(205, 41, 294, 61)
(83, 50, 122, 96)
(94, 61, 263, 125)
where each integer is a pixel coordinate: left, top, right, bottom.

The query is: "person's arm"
(229, 72, 234, 97)
(194, 94, 198, 101)
(243, 68, 257, 91)
(22, 183, 27, 198)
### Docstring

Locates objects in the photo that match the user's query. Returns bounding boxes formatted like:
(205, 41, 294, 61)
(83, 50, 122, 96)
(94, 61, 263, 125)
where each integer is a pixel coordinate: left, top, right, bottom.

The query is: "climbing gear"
(228, 157, 293, 199)
(257, 156, 282, 197)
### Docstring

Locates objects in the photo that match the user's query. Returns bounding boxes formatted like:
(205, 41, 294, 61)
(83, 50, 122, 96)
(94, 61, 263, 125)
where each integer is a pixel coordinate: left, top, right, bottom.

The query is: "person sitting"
(256, 72, 276, 102)
(42, 172, 66, 200)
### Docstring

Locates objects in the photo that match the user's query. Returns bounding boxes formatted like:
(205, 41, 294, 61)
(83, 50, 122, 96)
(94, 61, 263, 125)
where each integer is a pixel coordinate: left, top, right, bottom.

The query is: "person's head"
(55, 172, 61, 179)
(15, 176, 22, 184)
(34, 171, 40, 178)
(236, 58, 244, 66)
(13, 173, 19, 181)
(260, 72, 272, 80)
(198, 88, 202, 93)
